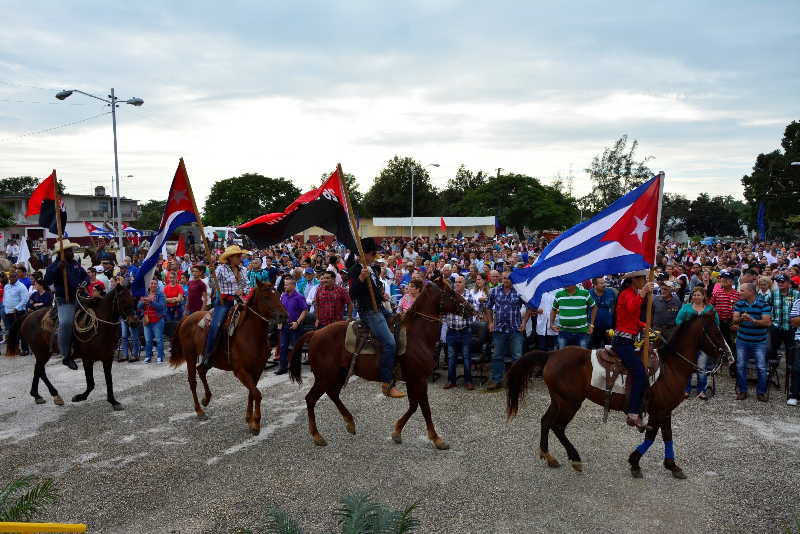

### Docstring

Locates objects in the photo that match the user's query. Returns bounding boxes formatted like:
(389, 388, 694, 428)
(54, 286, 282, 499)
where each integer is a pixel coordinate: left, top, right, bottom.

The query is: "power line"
(0, 79, 62, 92)
(0, 111, 111, 143)
(0, 98, 93, 106)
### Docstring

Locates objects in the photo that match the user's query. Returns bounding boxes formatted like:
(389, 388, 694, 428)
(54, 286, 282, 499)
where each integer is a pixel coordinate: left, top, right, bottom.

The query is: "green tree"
(0, 176, 66, 196)
(132, 199, 167, 230)
(741, 121, 800, 237)
(439, 164, 490, 215)
(581, 135, 654, 215)
(362, 156, 439, 217)
(459, 173, 578, 237)
(686, 194, 745, 237)
(320, 171, 364, 216)
(0, 205, 16, 227)
(202, 173, 301, 227)
(660, 193, 691, 238)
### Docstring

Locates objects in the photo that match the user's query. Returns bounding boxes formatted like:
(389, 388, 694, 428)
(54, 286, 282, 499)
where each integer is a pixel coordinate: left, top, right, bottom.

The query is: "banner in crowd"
(237, 167, 357, 251)
(756, 200, 766, 241)
(25, 170, 67, 235)
(84, 221, 115, 238)
(132, 159, 199, 296)
(511, 172, 664, 307)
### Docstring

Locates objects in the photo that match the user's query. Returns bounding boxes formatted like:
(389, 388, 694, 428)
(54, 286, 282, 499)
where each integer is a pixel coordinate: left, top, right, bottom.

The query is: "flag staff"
(180, 158, 221, 300)
(52, 170, 69, 304)
(337, 163, 379, 312)
(641, 171, 665, 367)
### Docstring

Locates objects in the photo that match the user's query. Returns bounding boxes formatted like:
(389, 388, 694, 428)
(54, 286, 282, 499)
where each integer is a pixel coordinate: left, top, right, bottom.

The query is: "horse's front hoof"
(539, 450, 561, 468)
(53, 395, 64, 406)
(631, 468, 643, 479)
(196, 412, 208, 421)
(433, 438, 449, 450)
(671, 468, 687, 479)
(391, 433, 402, 444)
(34, 397, 46, 405)
(345, 422, 356, 435)
(71, 394, 85, 403)
(313, 436, 328, 447)
(250, 427, 260, 436)
(112, 403, 125, 412)
(571, 461, 584, 473)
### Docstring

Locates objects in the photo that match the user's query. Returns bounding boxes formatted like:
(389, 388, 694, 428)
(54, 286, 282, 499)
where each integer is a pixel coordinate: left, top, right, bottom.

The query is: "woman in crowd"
(186, 265, 208, 315)
(680, 287, 720, 400)
(756, 276, 773, 301)
(138, 278, 167, 363)
(398, 278, 423, 315)
(28, 278, 53, 311)
(163, 271, 184, 321)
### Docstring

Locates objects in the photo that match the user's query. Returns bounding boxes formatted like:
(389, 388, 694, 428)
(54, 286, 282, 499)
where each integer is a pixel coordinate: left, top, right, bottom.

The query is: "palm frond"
(335, 493, 380, 534)
(390, 502, 420, 534)
(262, 508, 305, 534)
(0, 476, 34, 511)
(0, 478, 58, 522)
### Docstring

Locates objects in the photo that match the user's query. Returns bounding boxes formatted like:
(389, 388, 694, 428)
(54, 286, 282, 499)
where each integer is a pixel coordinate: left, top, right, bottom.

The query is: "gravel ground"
(1, 353, 798, 533)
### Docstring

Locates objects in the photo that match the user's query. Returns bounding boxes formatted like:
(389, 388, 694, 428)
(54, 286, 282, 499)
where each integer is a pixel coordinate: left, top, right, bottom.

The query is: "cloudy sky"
(1, 1, 798, 210)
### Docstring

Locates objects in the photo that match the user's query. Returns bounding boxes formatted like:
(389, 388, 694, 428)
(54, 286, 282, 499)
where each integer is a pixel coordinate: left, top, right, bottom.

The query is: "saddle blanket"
(590, 349, 661, 395)
(344, 321, 407, 356)
(197, 307, 242, 336)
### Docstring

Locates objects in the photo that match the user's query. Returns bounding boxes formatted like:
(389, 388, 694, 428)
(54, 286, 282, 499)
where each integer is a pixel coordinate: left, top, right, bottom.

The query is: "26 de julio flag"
(238, 167, 357, 251)
(132, 159, 199, 297)
(511, 173, 664, 307)
(26, 171, 66, 235)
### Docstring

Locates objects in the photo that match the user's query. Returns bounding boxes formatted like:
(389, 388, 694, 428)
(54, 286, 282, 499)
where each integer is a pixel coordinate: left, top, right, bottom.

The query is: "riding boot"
(62, 356, 78, 371)
(381, 382, 405, 398)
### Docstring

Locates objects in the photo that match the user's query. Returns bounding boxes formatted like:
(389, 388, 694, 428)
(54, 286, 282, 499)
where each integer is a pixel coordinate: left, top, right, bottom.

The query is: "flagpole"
(52, 170, 69, 304)
(180, 158, 221, 301)
(641, 172, 665, 367)
(337, 163, 379, 312)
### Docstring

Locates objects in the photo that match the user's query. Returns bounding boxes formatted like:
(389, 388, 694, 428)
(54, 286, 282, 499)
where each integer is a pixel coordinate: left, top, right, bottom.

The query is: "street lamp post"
(55, 88, 143, 262)
(410, 162, 439, 238)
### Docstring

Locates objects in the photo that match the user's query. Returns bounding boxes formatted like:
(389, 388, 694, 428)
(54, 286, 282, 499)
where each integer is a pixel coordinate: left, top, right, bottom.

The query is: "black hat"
(360, 238, 379, 255)
(774, 273, 789, 283)
(719, 270, 734, 279)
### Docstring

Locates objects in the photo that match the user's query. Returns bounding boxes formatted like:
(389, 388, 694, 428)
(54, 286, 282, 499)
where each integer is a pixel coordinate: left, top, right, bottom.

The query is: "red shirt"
(615, 286, 645, 335)
(710, 287, 740, 321)
(163, 283, 184, 308)
(314, 285, 351, 327)
(186, 279, 206, 314)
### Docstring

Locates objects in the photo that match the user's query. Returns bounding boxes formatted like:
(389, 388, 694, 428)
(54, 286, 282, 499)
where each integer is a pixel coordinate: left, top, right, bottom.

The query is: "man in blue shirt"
(4, 270, 30, 355)
(733, 282, 772, 401)
(15, 265, 31, 289)
(485, 271, 532, 391)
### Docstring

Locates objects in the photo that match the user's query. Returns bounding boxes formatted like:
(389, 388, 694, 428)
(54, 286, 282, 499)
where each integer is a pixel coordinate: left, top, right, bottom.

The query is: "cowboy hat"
(219, 245, 250, 263)
(52, 239, 80, 253)
(622, 269, 649, 279)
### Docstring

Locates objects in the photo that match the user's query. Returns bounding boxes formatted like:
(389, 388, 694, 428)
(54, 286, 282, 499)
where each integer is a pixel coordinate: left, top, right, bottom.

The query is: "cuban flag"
(511, 173, 664, 307)
(84, 221, 115, 238)
(132, 159, 198, 296)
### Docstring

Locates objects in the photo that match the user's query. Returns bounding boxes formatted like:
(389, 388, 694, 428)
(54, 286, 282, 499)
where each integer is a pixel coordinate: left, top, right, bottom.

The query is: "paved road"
(1, 354, 798, 533)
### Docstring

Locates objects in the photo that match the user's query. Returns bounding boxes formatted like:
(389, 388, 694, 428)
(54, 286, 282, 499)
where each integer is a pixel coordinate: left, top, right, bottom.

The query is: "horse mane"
(661, 313, 704, 357)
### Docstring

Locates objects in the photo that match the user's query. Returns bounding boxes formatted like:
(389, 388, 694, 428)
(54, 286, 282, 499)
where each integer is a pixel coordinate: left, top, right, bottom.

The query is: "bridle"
(404, 281, 474, 324)
(657, 317, 731, 376)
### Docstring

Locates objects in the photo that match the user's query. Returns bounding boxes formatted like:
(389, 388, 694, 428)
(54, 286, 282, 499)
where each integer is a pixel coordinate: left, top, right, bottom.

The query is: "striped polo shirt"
(710, 287, 740, 321)
(733, 297, 771, 343)
(553, 287, 596, 333)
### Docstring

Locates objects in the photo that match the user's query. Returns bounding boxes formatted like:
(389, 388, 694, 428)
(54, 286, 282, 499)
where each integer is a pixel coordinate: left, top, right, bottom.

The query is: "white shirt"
(536, 290, 558, 336)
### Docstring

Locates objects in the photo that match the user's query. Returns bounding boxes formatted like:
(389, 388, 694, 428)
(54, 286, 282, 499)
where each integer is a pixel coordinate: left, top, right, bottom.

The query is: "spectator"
(550, 284, 596, 349)
(314, 271, 351, 328)
(3, 270, 29, 354)
(534, 289, 559, 351)
(732, 283, 772, 401)
(680, 287, 719, 400)
(710, 270, 740, 352)
(276, 276, 307, 375)
(162, 271, 184, 321)
(16, 265, 31, 289)
(246, 256, 271, 286)
(485, 271, 531, 391)
(96, 263, 112, 287)
(138, 278, 166, 363)
(788, 296, 800, 406)
(443, 275, 478, 390)
(589, 277, 617, 349)
(28, 279, 53, 311)
(765, 273, 798, 375)
(86, 267, 106, 298)
(652, 278, 681, 340)
(186, 266, 208, 315)
(398, 279, 423, 314)
(5, 239, 19, 264)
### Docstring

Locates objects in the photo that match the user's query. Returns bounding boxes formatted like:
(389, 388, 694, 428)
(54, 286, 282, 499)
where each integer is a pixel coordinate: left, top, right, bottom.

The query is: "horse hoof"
(433, 439, 450, 451)
(201, 397, 211, 407)
(250, 427, 260, 436)
(571, 461, 584, 473)
(197, 413, 208, 421)
(538, 450, 560, 468)
(53, 395, 64, 406)
(112, 403, 125, 412)
(670, 468, 687, 480)
(34, 397, 46, 405)
(346, 422, 356, 435)
(71, 395, 84, 403)
(313, 436, 327, 447)
(391, 433, 402, 444)
(631, 468, 643, 479)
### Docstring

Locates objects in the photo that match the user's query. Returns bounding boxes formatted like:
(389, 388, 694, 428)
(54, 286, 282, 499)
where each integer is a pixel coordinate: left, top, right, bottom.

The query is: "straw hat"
(52, 239, 80, 253)
(621, 269, 649, 279)
(219, 245, 250, 263)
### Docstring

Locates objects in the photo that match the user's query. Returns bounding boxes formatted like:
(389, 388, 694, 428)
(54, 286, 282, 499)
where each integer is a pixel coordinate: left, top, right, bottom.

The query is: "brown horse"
(5, 285, 138, 410)
(288, 278, 474, 450)
(169, 282, 287, 435)
(506, 313, 733, 478)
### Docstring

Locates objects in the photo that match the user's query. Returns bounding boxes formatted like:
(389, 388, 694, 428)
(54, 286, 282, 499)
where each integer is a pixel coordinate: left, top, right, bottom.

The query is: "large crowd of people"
(2, 231, 799, 406)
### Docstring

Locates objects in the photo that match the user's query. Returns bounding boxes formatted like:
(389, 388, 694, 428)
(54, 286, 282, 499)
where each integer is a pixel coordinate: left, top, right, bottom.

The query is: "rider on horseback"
(348, 238, 404, 399)
(198, 245, 250, 371)
(42, 239, 89, 371)
(613, 269, 654, 429)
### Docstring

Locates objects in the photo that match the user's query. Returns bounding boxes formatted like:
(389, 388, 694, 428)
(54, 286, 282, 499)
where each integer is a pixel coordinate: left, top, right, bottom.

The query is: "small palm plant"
(0, 477, 58, 522)
(256, 492, 420, 534)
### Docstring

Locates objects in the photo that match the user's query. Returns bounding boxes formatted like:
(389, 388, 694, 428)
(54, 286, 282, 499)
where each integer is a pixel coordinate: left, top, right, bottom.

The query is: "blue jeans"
(685, 351, 709, 394)
(612, 336, 646, 415)
(143, 318, 165, 362)
(279, 324, 303, 371)
(557, 331, 589, 350)
(491, 331, 523, 383)
(166, 305, 183, 322)
(55, 299, 76, 357)
(360, 309, 396, 383)
(446, 327, 472, 385)
(204, 299, 233, 356)
(121, 321, 141, 359)
(736, 340, 768, 395)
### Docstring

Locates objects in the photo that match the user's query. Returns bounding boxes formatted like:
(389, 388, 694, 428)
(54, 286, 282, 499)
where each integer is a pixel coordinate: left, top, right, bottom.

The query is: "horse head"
(251, 281, 288, 325)
(432, 277, 475, 319)
(111, 283, 138, 325)
(696, 311, 734, 366)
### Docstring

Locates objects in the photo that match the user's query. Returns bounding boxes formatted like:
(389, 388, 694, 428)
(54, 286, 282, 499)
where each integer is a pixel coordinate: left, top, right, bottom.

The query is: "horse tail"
(4, 312, 23, 358)
(289, 331, 314, 385)
(506, 350, 549, 419)
(169, 317, 187, 367)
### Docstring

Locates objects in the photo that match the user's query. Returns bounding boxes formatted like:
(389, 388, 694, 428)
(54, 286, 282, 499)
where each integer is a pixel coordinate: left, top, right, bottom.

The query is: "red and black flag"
(25, 170, 66, 235)
(238, 167, 357, 250)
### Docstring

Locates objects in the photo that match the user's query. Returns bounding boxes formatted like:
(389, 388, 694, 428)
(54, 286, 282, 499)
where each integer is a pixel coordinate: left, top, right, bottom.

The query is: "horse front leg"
(661, 414, 686, 479)
(628, 416, 662, 479)
(72, 358, 95, 402)
(412, 379, 449, 450)
(102, 359, 124, 411)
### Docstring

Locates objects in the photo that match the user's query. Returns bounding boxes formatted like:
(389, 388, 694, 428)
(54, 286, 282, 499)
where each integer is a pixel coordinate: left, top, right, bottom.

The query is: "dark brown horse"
(506, 313, 733, 478)
(5, 285, 138, 410)
(288, 278, 474, 449)
(169, 282, 287, 435)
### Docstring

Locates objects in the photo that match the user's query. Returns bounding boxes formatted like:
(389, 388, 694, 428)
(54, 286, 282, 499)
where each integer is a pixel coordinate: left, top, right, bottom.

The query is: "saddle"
(197, 302, 243, 337)
(591, 346, 662, 423)
(341, 318, 407, 387)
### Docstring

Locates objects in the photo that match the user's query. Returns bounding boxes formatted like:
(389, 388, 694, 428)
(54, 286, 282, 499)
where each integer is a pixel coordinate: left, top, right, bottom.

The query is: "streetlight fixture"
(410, 162, 440, 238)
(55, 88, 144, 262)
(791, 162, 800, 166)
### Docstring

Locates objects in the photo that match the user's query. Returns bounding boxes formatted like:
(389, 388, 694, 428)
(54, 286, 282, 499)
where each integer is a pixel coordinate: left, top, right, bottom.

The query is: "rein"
(656, 325, 727, 377)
